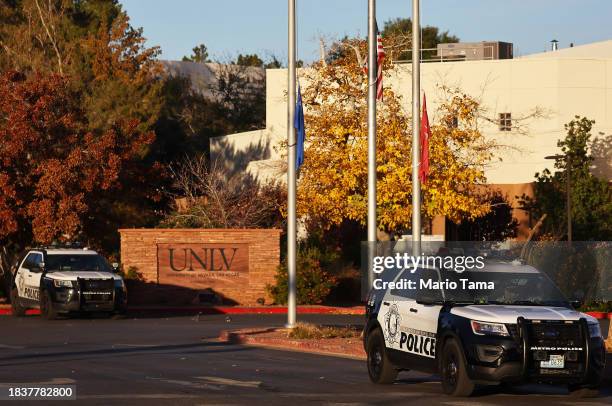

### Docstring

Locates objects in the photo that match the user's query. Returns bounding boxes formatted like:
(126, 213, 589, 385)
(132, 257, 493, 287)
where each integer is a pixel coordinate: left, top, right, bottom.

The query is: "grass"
(287, 322, 360, 340)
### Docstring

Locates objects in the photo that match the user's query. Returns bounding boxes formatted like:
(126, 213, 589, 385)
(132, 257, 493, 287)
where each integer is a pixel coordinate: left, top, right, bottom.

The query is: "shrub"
(120, 266, 144, 281)
(267, 246, 338, 305)
(287, 322, 359, 339)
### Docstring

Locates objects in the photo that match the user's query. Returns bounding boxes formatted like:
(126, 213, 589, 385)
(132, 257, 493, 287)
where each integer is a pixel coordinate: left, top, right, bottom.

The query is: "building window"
(499, 113, 512, 131)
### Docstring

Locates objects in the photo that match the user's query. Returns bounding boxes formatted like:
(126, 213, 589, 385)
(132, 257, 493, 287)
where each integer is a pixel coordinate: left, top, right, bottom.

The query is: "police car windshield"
(443, 270, 569, 307)
(45, 255, 111, 273)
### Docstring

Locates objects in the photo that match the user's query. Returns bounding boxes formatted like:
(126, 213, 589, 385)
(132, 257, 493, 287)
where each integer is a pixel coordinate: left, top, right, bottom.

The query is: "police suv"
(10, 246, 127, 319)
(363, 262, 606, 397)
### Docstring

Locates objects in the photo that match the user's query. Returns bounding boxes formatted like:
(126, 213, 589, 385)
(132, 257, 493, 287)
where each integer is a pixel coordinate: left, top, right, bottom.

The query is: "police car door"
(18, 252, 43, 303)
(380, 267, 443, 370)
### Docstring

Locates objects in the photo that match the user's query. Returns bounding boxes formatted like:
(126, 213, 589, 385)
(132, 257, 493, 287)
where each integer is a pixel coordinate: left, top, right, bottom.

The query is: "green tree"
(182, 43, 209, 63)
(382, 18, 459, 60)
(235, 53, 264, 67)
(264, 55, 282, 69)
(519, 117, 612, 240)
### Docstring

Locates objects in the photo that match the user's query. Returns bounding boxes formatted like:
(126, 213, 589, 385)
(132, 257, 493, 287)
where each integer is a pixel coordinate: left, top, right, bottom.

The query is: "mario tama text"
(372, 277, 494, 291)
(371, 253, 494, 292)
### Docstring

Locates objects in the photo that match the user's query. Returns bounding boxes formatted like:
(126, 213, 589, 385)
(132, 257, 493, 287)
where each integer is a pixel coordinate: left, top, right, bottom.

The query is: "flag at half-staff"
(363, 21, 386, 101)
(295, 85, 306, 173)
(419, 93, 431, 183)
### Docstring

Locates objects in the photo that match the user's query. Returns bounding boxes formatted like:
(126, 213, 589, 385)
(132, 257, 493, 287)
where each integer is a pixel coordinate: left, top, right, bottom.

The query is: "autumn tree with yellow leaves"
(296, 38, 500, 235)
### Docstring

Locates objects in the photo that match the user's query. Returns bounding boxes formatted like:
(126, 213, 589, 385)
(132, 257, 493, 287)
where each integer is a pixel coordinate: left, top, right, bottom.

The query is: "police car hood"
(45, 271, 121, 281)
(450, 305, 597, 324)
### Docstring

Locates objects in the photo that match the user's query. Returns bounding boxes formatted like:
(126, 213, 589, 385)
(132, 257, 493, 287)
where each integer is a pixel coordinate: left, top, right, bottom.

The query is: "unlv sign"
(157, 243, 249, 287)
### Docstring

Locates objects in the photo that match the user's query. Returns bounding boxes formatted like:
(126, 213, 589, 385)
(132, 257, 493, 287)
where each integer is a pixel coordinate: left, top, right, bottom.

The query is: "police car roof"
(44, 249, 99, 255)
(480, 261, 540, 274)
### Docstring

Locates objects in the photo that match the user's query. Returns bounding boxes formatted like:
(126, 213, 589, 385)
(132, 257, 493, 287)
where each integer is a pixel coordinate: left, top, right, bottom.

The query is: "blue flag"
(295, 85, 306, 172)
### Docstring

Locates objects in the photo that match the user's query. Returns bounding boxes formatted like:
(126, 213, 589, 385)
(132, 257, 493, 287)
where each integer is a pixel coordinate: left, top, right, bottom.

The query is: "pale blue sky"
(120, 0, 612, 63)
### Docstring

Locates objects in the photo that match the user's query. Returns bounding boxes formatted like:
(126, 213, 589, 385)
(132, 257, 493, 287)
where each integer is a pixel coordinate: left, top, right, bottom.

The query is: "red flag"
(419, 93, 431, 184)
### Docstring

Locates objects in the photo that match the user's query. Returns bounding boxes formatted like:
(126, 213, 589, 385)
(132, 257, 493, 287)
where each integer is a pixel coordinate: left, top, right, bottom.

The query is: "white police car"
(10, 246, 127, 319)
(363, 262, 606, 397)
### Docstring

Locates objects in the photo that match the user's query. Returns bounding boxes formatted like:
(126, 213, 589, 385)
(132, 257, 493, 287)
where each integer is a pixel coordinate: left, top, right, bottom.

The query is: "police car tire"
(40, 291, 58, 320)
(10, 287, 26, 317)
(366, 328, 398, 384)
(440, 339, 475, 397)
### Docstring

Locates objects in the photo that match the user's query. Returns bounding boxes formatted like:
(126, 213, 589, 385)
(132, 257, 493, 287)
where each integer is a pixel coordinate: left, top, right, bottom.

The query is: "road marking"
(0, 344, 24, 349)
(78, 394, 203, 400)
(196, 376, 263, 389)
(146, 376, 224, 391)
(113, 343, 158, 348)
(0, 378, 76, 387)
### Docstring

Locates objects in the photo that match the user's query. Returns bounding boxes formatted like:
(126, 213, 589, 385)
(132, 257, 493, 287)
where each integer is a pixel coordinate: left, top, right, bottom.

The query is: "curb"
(219, 328, 366, 360)
(0, 306, 608, 319)
(585, 311, 612, 320)
(0, 305, 365, 317)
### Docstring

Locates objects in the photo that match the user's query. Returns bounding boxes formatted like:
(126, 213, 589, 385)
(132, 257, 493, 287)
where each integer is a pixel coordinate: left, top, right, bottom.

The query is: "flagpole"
(286, 0, 297, 328)
(411, 0, 421, 256)
(365, 0, 377, 299)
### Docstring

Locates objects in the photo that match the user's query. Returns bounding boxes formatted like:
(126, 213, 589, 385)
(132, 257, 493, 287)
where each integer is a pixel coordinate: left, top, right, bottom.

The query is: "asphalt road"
(0, 314, 609, 405)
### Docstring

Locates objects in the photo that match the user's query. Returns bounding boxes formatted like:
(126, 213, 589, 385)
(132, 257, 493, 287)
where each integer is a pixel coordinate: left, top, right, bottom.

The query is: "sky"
(120, 0, 612, 63)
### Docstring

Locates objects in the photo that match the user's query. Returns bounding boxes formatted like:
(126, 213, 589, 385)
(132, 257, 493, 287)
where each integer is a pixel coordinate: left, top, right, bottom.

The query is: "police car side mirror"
(29, 265, 43, 273)
(570, 300, 582, 310)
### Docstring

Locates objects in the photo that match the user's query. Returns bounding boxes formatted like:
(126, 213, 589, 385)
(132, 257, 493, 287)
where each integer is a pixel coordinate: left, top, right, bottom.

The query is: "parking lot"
(0, 314, 610, 405)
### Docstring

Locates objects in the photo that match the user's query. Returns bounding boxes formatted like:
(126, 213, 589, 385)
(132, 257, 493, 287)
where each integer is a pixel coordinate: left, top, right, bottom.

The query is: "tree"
(213, 63, 266, 132)
(381, 18, 459, 60)
(295, 38, 497, 235)
(0, 1, 167, 251)
(182, 43, 209, 63)
(235, 53, 264, 67)
(264, 55, 283, 69)
(0, 71, 156, 245)
(160, 156, 285, 229)
(519, 117, 612, 240)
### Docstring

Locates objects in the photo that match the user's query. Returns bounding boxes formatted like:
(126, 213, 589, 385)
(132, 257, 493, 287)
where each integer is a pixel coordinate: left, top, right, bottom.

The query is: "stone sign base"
(119, 229, 281, 305)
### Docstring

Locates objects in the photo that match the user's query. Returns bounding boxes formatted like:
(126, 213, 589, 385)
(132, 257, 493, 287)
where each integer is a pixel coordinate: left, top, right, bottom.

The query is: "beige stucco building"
(211, 40, 612, 239)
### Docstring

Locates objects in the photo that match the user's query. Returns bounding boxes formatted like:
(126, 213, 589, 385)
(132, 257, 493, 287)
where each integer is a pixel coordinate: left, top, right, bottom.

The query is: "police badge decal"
(383, 303, 402, 344)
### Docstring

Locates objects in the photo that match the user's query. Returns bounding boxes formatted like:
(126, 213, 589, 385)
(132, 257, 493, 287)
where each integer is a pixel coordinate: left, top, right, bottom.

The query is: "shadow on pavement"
(0, 340, 253, 368)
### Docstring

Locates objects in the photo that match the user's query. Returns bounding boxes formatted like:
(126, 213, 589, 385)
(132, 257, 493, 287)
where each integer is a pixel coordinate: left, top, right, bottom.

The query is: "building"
(211, 40, 612, 240)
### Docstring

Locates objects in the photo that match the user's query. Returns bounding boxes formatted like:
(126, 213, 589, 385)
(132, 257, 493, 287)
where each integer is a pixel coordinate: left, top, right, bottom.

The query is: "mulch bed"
(219, 328, 366, 360)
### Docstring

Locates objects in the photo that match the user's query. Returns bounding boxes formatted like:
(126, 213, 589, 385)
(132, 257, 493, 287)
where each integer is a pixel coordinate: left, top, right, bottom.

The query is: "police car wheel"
(441, 339, 475, 397)
(10, 287, 26, 317)
(40, 291, 58, 320)
(366, 328, 398, 384)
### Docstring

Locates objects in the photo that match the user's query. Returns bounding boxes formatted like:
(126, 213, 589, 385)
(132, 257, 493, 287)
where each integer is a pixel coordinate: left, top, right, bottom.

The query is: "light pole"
(411, 0, 421, 256)
(286, 0, 297, 328)
(366, 0, 377, 300)
(545, 154, 571, 242)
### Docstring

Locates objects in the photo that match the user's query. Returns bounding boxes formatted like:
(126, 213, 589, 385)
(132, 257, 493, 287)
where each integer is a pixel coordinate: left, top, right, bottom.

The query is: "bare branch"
(34, 0, 63, 75)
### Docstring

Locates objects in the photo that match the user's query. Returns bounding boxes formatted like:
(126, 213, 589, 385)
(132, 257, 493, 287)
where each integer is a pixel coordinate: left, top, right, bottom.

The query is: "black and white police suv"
(363, 262, 606, 397)
(10, 246, 127, 319)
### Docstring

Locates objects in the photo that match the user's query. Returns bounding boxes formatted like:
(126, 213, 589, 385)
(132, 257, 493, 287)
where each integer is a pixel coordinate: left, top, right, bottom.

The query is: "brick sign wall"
(119, 229, 281, 305)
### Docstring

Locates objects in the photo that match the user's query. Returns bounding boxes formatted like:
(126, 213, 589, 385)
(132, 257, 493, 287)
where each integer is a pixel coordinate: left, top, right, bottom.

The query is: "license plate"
(540, 354, 564, 369)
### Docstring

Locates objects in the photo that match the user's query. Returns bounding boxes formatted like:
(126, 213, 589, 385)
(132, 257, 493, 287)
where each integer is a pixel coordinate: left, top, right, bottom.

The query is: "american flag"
(363, 22, 385, 101)
(375, 23, 385, 101)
